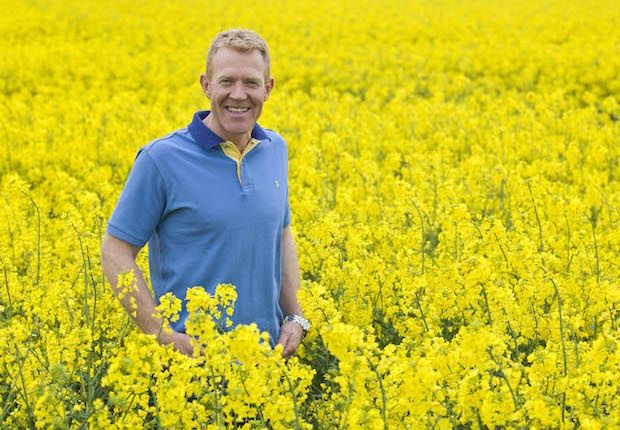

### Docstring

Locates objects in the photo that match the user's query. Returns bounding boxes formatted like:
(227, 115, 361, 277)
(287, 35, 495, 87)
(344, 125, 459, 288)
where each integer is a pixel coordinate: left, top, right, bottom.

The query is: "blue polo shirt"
(107, 110, 291, 347)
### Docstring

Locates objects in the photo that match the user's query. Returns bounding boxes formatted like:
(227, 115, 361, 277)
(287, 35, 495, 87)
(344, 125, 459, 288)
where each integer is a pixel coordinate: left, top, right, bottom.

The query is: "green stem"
(367, 358, 388, 430)
(409, 198, 425, 274)
(20, 191, 40, 286)
(526, 182, 544, 253)
(340, 368, 358, 429)
(414, 291, 429, 333)
(71, 223, 90, 326)
(14, 345, 35, 423)
(0, 254, 11, 309)
(589, 215, 600, 285)
(564, 212, 572, 274)
(453, 222, 459, 261)
(548, 276, 568, 423)
(481, 284, 493, 327)
(209, 369, 223, 428)
(488, 348, 520, 411)
(494, 233, 509, 269)
(280, 362, 303, 430)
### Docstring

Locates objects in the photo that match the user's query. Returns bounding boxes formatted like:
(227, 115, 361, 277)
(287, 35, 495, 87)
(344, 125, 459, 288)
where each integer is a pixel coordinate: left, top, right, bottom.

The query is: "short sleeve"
(106, 149, 167, 247)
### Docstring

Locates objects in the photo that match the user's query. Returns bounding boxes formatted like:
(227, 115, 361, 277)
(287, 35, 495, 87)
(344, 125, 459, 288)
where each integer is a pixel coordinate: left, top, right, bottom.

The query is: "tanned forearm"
(101, 234, 172, 341)
(279, 226, 303, 317)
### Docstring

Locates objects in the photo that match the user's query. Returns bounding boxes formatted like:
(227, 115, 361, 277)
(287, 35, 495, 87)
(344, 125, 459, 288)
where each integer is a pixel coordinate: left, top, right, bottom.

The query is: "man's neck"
(203, 115, 251, 153)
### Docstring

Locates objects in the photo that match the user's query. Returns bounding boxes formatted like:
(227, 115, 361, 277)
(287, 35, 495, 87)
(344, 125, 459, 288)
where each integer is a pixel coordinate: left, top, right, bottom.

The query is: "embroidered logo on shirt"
(274, 179, 280, 189)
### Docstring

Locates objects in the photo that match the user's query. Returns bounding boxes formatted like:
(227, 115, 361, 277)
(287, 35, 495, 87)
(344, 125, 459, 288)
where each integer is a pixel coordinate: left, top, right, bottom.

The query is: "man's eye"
(247, 81, 259, 88)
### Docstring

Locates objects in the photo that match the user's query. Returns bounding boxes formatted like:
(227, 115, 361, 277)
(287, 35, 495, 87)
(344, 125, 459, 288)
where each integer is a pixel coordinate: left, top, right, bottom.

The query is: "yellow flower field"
(1, 0, 619, 428)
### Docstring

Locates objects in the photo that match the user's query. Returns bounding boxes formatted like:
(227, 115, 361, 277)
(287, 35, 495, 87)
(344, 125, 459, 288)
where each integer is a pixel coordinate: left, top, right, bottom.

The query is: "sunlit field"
(1, 0, 619, 428)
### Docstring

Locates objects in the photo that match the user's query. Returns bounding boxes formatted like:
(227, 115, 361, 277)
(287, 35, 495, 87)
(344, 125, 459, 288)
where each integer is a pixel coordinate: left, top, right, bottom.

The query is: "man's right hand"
(159, 330, 195, 356)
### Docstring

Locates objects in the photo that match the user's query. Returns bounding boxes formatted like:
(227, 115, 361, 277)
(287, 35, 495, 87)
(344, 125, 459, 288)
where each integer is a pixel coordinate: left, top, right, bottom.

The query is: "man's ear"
(264, 77, 274, 101)
(200, 74, 211, 99)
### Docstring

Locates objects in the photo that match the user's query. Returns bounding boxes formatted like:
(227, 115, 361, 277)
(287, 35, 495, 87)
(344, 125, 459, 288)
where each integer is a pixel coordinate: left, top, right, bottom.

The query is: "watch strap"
(284, 314, 310, 336)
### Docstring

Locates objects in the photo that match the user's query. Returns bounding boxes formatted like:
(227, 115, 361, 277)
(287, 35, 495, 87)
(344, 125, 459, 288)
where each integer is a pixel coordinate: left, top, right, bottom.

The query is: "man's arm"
(100, 233, 194, 356)
(277, 226, 304, 358)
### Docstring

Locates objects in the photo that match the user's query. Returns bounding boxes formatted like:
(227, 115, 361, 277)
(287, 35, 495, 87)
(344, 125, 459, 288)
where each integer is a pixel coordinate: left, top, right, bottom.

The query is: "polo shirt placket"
(219, 139, 259, 191)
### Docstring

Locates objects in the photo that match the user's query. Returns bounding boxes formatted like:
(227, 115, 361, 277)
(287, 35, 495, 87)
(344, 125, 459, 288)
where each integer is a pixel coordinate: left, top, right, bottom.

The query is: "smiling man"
(101, 29, 309, 359)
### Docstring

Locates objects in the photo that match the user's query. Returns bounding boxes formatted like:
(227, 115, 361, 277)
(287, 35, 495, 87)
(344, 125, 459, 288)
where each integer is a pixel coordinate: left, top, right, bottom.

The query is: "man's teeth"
(227, 107, 249, 112)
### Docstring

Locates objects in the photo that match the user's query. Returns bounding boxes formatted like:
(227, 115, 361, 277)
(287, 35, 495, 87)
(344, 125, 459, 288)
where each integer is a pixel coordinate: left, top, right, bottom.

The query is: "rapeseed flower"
(0, 0, 618, 428)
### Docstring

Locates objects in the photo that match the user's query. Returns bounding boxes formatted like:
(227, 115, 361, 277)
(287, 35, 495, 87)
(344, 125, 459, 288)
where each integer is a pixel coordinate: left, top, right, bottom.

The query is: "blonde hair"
(205, 29, 271, 81)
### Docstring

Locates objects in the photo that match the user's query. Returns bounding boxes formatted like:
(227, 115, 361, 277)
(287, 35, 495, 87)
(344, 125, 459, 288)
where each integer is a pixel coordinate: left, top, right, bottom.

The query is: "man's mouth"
(226, 107, 250, 113)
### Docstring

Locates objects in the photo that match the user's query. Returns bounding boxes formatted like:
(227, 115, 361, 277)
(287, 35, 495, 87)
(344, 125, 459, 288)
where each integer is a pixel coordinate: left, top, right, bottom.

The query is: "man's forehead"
(213, 66, 264, 80)
(212, 48, 265, 68)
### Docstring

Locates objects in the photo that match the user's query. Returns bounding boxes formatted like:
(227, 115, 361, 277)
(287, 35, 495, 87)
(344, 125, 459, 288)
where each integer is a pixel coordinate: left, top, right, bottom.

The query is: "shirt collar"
(188, 110, 270, 150)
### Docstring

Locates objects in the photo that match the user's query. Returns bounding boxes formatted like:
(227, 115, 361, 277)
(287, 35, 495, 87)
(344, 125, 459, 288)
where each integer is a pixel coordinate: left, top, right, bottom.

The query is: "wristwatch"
(283, 314, 310, 337)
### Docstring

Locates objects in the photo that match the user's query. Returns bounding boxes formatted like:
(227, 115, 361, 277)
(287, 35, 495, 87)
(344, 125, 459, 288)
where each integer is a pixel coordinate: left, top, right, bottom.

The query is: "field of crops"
(1, 0, 619, 428)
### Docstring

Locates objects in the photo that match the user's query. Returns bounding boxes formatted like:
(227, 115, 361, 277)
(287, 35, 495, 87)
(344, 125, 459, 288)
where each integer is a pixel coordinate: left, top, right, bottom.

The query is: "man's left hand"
(277, 321, 303, 358)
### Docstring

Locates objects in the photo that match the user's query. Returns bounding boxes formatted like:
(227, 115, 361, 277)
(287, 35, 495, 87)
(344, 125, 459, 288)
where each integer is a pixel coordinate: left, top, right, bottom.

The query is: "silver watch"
(283, 314, 310, 337)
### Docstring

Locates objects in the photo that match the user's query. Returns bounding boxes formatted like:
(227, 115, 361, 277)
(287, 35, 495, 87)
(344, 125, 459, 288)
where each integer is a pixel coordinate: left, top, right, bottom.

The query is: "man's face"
(200, 47, 273, 143)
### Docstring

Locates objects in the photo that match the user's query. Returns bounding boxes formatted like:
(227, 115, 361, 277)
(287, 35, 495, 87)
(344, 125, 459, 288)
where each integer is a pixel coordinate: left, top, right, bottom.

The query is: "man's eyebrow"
(216, 75, 261, 81)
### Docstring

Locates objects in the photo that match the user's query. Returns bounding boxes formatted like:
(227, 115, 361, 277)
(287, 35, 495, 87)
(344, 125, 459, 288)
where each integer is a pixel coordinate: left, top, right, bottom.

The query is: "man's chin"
(224, 122, 255, 135)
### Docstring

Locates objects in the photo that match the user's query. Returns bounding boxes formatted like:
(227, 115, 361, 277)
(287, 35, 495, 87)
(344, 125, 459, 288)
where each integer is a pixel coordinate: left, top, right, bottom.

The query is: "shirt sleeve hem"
(106, 224, 148, 248)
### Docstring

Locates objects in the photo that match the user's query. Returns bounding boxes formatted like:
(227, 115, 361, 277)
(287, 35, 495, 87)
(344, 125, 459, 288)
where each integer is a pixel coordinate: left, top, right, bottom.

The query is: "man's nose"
(230, 82, 247, 99)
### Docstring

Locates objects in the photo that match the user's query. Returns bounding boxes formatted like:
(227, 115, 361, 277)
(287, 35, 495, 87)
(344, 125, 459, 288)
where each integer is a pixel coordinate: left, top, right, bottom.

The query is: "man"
(100, 29, 309, 359)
